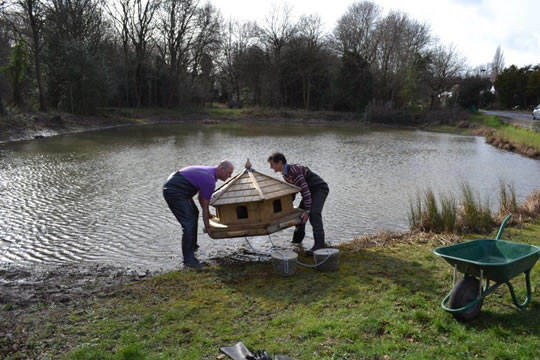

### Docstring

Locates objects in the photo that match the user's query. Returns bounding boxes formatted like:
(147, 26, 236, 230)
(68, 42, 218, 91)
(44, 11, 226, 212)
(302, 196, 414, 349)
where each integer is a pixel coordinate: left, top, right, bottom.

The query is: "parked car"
(533, 105, 540, 120)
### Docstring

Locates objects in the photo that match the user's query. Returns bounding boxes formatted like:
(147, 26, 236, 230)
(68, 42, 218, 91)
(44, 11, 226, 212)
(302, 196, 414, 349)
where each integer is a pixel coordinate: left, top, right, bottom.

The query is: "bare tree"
(189, 3, 221, 83)
(156, 0, 220, 105)
(218, 19, 254, 103)
(470, 64, 490, 78)
(157, 0, 199, 106)
(295, 14, 326, 110)
(333, 1, 380, 63)
(47, 0, 105, 52)
(106, 0, 135, 105)
(9, 0, 46, 110)
(0, 16, 12, 111)
(426, 43, 465, 108)
(259, 3, 297, 105)
(44, 0, 107, 112)
(109, 0, 160, 107)
(490, 45, 504, 83)
(373, 11, 430, 103)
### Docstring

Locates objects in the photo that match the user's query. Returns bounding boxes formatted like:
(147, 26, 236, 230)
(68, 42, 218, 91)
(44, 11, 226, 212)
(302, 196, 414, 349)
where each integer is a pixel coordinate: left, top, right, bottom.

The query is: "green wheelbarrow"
(434, 215, 540, 321)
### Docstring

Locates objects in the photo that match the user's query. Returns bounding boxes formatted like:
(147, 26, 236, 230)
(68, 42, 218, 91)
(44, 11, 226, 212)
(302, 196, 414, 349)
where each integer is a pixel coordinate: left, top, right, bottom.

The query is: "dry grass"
(343, 230, 462, 252)
(493, 189, 540, 226)
(408, 183, 540, 234)
(457, 182, 493, 233)
(519, 189, 540, 219)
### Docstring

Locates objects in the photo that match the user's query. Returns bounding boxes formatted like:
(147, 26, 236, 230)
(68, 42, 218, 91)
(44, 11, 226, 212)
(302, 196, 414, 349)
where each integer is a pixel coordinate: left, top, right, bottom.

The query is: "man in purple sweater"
(163, 161, 234, 268)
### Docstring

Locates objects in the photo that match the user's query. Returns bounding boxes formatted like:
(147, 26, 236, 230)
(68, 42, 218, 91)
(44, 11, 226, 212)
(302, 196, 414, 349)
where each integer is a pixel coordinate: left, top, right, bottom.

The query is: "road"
(481, 109, 538, 129)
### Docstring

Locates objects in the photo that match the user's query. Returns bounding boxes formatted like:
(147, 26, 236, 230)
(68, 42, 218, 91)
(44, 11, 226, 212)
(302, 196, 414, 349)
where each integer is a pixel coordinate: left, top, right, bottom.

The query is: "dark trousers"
(293, 184, 329, 248)
(163, 174, 199, 263)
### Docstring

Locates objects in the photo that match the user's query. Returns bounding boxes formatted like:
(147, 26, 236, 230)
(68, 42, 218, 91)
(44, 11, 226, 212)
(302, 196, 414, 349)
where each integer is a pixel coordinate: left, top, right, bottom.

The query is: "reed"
(440, 193, 457, 233)
(408, 193, 423, 231)
(498, 181, 518, 216)
(457, 182, 493, 233)
(519, 189, 540, 219)
(408, 182, 499, 234)
(423, 189, 443, 233)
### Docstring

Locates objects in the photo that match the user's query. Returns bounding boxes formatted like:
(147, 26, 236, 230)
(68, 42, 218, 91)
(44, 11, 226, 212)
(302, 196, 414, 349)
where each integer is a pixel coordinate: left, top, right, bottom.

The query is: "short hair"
(218, 160, 234, 170)
(267, 152, 287, 164)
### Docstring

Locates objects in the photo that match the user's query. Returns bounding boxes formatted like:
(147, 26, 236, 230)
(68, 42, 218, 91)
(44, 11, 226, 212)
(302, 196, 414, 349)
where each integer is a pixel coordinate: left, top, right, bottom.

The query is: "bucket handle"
(495, 215, 512, 240)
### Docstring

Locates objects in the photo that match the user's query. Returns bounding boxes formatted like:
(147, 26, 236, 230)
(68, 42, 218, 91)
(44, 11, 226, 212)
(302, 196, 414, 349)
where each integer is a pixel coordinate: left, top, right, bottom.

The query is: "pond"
(1, 122, 539, 271)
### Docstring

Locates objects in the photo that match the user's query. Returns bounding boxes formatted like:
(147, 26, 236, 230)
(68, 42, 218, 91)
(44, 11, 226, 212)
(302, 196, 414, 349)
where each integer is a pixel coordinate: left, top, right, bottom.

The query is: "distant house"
(438, 84, 460, 107)
(438, 91, 453, 107)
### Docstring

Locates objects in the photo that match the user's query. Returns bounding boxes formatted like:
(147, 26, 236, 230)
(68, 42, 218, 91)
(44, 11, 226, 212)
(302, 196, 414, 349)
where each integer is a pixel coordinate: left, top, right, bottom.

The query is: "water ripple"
(1, 124, 539, 271)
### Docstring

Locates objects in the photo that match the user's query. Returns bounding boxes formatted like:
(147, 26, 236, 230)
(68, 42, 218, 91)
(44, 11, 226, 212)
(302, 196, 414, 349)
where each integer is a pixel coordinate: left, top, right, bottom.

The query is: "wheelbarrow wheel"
(449, 276, 483, 322)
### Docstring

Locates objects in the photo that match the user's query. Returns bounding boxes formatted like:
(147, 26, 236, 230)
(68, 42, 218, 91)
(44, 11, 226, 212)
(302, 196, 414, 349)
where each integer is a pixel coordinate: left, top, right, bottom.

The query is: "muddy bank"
(0, 249, 268, 308)
(0, 111, 143, 143)
(0, 108, 367, 144)
(0, 263, 155, 307)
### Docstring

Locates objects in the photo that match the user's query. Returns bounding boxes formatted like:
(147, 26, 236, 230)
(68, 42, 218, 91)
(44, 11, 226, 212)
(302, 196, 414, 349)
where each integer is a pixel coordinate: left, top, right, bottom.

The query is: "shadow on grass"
(341, 248, 440, 295)
(213, 247, 440, 305)
(461, 295, 540, 335)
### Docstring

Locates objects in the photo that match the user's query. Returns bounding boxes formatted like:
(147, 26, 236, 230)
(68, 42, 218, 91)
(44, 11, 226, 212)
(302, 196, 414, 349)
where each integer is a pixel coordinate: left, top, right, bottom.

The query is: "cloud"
(506, 34, 539, 52)
(451, 0, 484, 6)
(211, 0, 540, 67)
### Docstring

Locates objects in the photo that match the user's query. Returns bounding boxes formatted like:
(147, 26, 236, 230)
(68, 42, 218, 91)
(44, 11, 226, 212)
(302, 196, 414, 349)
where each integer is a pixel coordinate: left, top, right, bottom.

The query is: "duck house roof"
(210, 161, 301, 206)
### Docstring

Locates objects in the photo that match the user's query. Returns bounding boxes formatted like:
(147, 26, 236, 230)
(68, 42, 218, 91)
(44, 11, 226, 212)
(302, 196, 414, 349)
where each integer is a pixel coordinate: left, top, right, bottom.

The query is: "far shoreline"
(0, 107, 370, 144)
(2, 106, 539, 159)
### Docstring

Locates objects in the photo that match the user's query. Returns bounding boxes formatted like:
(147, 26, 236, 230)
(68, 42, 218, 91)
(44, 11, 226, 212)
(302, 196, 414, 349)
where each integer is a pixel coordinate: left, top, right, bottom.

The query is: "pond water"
(1, 122, 539, 271)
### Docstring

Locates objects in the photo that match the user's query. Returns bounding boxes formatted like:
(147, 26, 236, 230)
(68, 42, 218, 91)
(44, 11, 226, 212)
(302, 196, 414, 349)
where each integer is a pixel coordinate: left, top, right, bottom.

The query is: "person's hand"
(204, 225, 213, 237)
(302, 211, 309, 224)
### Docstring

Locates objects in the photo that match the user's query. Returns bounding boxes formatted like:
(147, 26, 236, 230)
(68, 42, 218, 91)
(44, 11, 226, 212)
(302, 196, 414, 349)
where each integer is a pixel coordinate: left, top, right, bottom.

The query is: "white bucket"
(313, 248, 340, 272)
(271, 250, 298, 276)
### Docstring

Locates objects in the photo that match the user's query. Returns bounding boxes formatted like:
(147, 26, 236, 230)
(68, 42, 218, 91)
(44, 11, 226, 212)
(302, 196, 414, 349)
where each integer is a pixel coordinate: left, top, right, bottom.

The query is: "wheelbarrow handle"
(495, 215, 512, 240)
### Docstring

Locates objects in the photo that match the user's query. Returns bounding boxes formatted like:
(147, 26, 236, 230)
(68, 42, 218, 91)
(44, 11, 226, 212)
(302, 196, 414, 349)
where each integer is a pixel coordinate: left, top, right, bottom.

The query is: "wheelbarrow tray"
(434, 239, 540, 283)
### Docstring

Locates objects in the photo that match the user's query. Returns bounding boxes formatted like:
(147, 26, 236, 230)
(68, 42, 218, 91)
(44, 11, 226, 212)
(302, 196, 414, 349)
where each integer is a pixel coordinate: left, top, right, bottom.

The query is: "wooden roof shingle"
(210, 162, 300, 206)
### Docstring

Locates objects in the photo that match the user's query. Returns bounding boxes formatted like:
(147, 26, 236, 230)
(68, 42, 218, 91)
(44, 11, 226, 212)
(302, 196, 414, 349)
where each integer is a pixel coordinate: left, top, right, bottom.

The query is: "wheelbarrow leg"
(479, 270, 484, 297)
(506, 270, 533, 309)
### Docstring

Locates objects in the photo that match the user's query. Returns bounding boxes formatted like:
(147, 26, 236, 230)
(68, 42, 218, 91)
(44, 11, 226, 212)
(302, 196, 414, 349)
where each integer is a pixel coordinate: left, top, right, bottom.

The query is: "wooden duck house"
(208, 160, 304, 239)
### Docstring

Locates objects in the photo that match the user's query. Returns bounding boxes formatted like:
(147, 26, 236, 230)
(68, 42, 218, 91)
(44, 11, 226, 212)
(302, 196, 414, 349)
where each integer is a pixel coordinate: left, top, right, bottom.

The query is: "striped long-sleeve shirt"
(283, 163, 312, 211)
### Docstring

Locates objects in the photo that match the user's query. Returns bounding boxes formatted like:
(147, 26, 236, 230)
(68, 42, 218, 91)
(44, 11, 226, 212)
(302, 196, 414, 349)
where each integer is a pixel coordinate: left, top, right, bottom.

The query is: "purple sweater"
(178, 166, 217, 200)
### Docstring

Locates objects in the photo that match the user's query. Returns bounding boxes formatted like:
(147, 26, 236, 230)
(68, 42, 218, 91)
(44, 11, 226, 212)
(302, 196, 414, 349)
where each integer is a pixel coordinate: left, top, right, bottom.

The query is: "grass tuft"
(407, 182, 540, 234)
(458, 182, 493, 234)
(519, 189, 540, 219)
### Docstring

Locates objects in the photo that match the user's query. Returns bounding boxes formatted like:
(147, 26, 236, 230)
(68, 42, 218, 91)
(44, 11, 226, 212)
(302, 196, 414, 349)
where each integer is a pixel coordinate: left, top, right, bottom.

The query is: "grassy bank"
(470, 113, 540, 155)
(427, 112, 540, 158)
(2, 222, 539, 359)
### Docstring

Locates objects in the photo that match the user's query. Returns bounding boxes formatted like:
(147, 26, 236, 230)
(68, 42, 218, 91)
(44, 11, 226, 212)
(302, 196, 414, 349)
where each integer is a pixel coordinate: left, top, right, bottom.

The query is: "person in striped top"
(267, 152, 329, 256)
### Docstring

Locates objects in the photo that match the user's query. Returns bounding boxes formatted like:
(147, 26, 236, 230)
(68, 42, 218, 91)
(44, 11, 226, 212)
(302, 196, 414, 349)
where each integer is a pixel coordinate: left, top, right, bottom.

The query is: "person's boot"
(183, 254, 207, 268)
(306, 230, 326, 256)
(291, 225, 305, 244)
(184, 257, 207, 268)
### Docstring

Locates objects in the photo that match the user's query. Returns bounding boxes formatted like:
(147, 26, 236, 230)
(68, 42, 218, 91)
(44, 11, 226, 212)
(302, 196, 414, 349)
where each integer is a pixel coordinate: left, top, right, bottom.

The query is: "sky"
(210, 0, 540, 69)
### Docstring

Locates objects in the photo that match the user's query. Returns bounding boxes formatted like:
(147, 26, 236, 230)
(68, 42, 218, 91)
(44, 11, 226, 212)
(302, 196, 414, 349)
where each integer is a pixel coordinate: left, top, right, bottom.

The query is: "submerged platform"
(208, 208, 304, 239)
